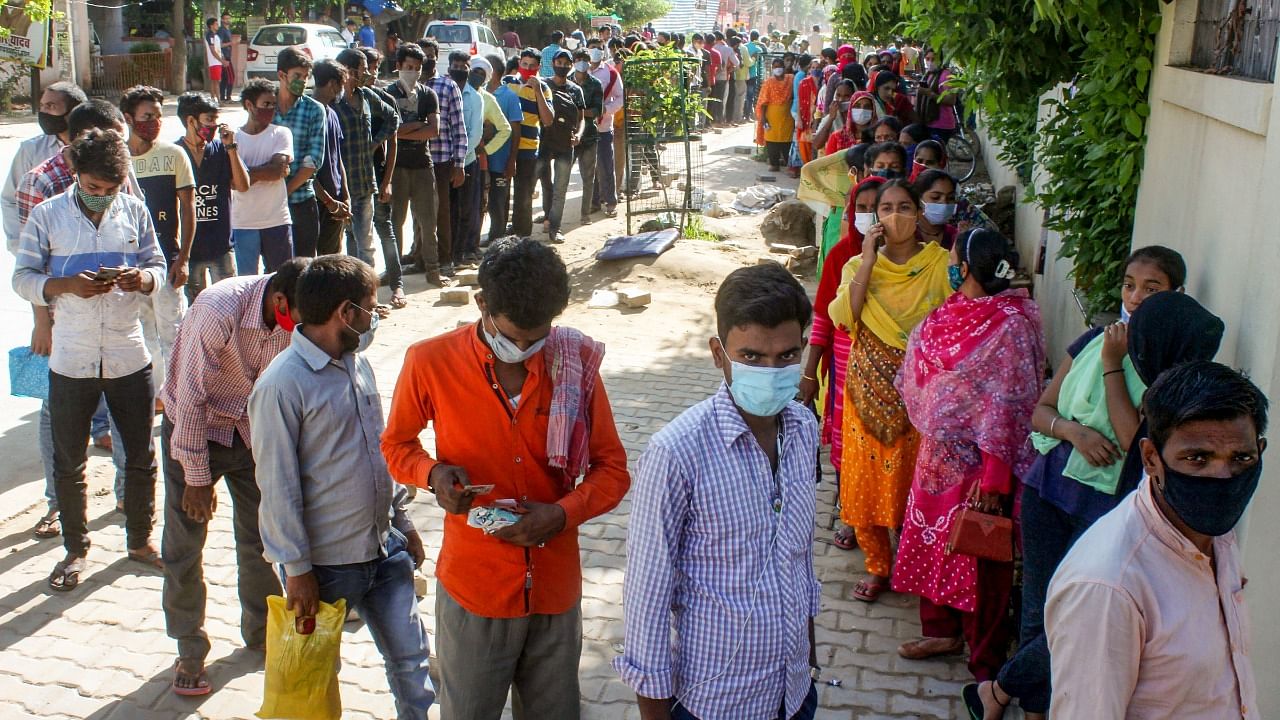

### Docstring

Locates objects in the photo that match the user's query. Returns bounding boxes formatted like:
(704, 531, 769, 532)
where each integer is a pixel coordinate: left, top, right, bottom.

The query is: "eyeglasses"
(348, 301, 379, 330)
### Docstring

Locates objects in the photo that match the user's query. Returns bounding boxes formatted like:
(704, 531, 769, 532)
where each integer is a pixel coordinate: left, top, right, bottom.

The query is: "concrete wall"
(1133, 1, 1280, 712)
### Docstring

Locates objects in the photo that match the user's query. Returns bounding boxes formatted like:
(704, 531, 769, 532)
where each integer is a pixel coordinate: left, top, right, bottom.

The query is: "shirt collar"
(466, 320, 546, 376)
(712, 382, 802, 449)
(1135, 477, 1231, 564)
(290, 328, 342, 372)
(242, 275, 277, 331)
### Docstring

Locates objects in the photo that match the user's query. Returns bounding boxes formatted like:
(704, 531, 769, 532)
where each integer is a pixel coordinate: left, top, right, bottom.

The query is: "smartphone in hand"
(93, 266, 123, 283)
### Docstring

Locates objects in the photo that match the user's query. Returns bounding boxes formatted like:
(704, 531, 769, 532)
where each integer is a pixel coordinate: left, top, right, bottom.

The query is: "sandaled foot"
(852, 575, 889, 602)
(172, 658, 211, 696)
(898, 636, 964, 660)
(48, 555, 86, 592)
(390, 290, 408, 309)
(128, 543, 165, 571)
(962, 680, 1010, 720)
(832, 525, 856, 550)
(33, 511, 60, 539)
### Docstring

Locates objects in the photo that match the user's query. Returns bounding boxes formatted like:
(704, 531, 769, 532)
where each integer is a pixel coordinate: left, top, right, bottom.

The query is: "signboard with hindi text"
(0, 4, 51, 68)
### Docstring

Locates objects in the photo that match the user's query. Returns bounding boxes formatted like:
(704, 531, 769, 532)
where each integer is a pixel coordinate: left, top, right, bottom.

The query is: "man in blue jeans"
(249, 255, 433, 719)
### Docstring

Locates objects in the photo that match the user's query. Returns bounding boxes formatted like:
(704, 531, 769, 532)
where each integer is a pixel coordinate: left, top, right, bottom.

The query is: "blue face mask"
(948, 263, 965, 291)
(922, 202, 958, 225)
(720, 343, 802, 417)
(1119, 304, 1131, 323)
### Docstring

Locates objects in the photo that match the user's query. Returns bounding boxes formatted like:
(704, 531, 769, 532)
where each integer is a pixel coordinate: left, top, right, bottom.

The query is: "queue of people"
(0, 24, 1269, 720)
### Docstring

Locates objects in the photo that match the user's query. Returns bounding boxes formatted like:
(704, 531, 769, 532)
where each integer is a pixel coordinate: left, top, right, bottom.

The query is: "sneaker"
(534, 213, 547, 224)
(551, 232, 566, 244)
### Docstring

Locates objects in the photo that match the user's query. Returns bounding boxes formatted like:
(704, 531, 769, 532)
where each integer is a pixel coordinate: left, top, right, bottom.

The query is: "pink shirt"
(1046, 479, 1256, 719)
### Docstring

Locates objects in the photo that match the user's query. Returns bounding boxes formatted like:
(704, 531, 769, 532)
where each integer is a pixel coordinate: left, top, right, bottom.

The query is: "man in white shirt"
(3, 81, 87, 252)
(231, 79, 294, 274)
(588, 46, 622, 217)
(1045, 360, 1267, 719)
(806, 26, 823, 54)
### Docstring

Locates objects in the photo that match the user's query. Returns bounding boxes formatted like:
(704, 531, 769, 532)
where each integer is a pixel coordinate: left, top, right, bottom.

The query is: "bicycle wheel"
(946, 135, 978, 183)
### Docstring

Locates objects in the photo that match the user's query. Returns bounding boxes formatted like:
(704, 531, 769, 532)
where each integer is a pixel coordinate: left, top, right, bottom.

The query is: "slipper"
(898, 636, 965, 660)
(33, 512, 60, 539)
(832, 526, 856, 550)
(962, 681, 1009, 720)
(390, 291, 408, 309)
(48, 557, 85, 592)
(853, 576, 889, 603)
(128, 546, 165, 571)
(172, 659, 212, 697)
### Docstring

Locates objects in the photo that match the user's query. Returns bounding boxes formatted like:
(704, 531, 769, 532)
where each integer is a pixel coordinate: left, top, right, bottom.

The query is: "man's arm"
(534, 82, 554, 126)
(482, 97, 512, 158)
(286, 102, 326, 194)
(228, 145, 251, 192)
(247, 379, 313, 576)
(555, 378, 630, 529)
(368, 90, 401, 147)
(168, 304, 234, 486)
(1045, 580, 1143, 717)
(445, 84, 469, 168)
(171, 186, 195, 288)
(381, 343, 439, 488)
(3, 143, 38, 250)
(133, 201, 167, 294)
(249, 154, 291, 184)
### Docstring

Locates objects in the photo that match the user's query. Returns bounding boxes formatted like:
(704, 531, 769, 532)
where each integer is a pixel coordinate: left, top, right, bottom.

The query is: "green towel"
(1030, 333, 1146, 495)
(815, 209, 844, 284)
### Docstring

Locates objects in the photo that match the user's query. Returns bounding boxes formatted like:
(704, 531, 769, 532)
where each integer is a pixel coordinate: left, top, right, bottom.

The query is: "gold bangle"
(850, 278, 866, 287)
(802, 374, 817, 382)
(1049, 416, 1060, 438)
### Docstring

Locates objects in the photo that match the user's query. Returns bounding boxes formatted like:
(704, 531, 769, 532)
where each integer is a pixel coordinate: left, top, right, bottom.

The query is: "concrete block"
(617, 289, 651, 308)
(455, 269, 479, 286)
(733, 146, 753, 154)
(440, 288, 471, 304)
(757, 174, 777, 183)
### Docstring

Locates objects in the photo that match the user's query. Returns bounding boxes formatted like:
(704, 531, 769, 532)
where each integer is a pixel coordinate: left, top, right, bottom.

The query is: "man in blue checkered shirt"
(417, 37, 468, 278)
(274, 47, 327, 258)
(616, 264, 822, 720)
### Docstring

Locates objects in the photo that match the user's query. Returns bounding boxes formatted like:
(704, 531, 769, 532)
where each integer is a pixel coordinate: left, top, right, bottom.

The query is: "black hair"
(486, 53, 506, 78)
(280, 46, 313, 75)
(845, 142, 870, 173)
(478, 238, 570, 329)
(241, 78, 277, 106)
(362, 47, 383, 68)
(957, 228, 1016, 295)
(448, 50, 471, 66)
(572, 48, 590, 61)
(821, 47, 837, 61)
(505, 56, 520, 74)
(714, 263, 813, 341)
(176, 92, 218, 126)
(750, 30, 759, 40)
(833, 79, 855, 96)
(550, 31, 565, 43)
(46, 81, 88, 111)
(67, 99, 124, 139)
(296, 255, 378, 325)
(397, 43, 425, 65)
(69, 128, 131, 184)
(867, 140, 908, 169)
(913, 138, 945, 163)
(797, 53, 812, 68)
(205, 17, 218, 29)
(873, 72, 900, 93)
(691, 32, 704, 42)
(416, 37, 438, 54)
(312, 59, 346, 89)
(119, 85, 164, 117)
(520, 47, 540, 61)
(1125, 245, 1187, 289)
(874, 177, 920, 208)
(336, 48, 367, 71)
(270, 256, 312, 307)
(1145, 361, 1269, 449)
(900, 123, 930, 144)
(869, 116, 903, 140)
(912, 168, 956, 198)
(772, 57, 786, 68)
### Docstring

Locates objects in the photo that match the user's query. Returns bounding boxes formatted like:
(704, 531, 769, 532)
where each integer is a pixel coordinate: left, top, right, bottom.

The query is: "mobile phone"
(94, 266, 123, 282)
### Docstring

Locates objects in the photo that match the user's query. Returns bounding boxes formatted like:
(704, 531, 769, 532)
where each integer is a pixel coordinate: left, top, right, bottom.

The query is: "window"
(318, 30, 348, 48)
(1190, 0, 1280, 81)
(428, 24, 473, 45)
(253, 26, 307, 47)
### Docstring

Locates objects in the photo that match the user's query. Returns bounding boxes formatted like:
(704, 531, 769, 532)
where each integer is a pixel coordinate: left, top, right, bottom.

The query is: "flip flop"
(172, 659, 212, 697)
(128, 546, 165, 571)
(962, 681, 1009, 720)
(390, 291, 408, 309)
(852, 576, 889, 603)
(33, 512, 60, 539)
(832, 526, 856, 550)
(48, 557, 85, 592)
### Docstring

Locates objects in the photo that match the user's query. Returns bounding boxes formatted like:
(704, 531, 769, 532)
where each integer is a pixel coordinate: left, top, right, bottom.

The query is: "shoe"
(551, 232, 566, 244)
(400, 254, 415, 267)
(533, 213, 546, 224)
(401, 263, 424, 275)
(439, 264, 456, 277)
(582, 216, 593, 225)
(92, 434, 112, 452)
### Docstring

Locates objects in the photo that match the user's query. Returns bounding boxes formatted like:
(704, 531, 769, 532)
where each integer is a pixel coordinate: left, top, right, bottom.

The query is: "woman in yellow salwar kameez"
(829, 178, 952, 602)
(756, 58, 796, 171)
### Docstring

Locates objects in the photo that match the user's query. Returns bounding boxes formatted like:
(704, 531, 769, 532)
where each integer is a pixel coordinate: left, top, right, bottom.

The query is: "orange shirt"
(382, 323, 631, 618)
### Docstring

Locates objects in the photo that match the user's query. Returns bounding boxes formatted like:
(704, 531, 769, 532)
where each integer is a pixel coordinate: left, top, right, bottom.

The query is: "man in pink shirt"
(1045, 360, 1267, 719)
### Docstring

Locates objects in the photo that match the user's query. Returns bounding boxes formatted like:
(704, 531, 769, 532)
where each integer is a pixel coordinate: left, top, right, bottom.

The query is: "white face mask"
(398, 69, 421, 89)
(483, 314, 546, 364)
(772, 67, 785, 78)
(854, 212, 877, 236)
(574, 61, 589, 74)
(850, 108, 873, 125)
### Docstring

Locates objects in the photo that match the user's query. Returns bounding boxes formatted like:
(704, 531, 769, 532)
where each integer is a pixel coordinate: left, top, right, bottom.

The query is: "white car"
(424, 20, 504, 62)
(245, 23, 349, 83)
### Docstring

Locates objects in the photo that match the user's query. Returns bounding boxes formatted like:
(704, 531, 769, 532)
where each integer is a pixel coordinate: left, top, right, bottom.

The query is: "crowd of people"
(0, 20, 1269, 720)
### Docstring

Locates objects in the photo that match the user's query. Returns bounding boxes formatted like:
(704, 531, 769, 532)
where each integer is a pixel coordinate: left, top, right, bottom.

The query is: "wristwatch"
(809, 666, 821, 681)
(225, 142, 238, 150)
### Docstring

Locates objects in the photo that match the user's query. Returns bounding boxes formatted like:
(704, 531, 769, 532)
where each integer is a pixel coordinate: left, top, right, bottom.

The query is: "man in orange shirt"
(383, 237, 630, 720)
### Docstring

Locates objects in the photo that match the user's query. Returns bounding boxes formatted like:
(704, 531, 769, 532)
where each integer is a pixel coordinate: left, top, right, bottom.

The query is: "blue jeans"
(372, 197, 403, 291)
(672, 682, 817, 720)
(233, 225, 294, 275)
(344, 194, 376, 266)
(995, 484, 1092, 713)
(308, 530, 434, 719)
(41, 396, 126, 512)
(537, 152, 574, 234)
(593, 130, 618, 209)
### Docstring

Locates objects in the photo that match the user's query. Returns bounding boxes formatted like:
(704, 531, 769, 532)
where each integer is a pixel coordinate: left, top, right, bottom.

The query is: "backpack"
(541, 81, 583, 155)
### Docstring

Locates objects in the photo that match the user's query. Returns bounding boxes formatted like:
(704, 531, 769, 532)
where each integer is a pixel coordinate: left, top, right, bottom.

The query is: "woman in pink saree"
(891, 229, 1046, 682)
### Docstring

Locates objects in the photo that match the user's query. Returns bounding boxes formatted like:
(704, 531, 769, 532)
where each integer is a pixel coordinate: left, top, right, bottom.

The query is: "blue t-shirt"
(316, 105, 345, 200)
(176, 136, 233, 262)
(489, 83, 525, 173)
(540, 43, 561, 77)
(358, 25, 376, 48)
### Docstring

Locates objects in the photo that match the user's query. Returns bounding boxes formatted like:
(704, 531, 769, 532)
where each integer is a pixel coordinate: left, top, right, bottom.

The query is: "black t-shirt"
(176, 136, 233, 262)
(575, 72, 604, 146)
(385, 80, 440, 169)
(540, 79, 585, 157)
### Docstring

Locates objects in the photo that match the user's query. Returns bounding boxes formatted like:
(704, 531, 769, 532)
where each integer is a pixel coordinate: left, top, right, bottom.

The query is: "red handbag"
(945, 485, 1013, 563)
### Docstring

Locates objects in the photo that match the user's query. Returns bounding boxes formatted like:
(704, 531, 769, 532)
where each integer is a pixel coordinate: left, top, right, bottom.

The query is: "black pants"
(49, 366, 156, 555)
(288, 196, 320, 257)
(450, 160, 480, 260)
(316, 200, 347, 256)
(510, 151, 540, 238)
(711, 80, 728, 123)
(766, 141, 792, 169)
(161, 419, 280, 663)
(432, 164, 455, 267)
(487, 171, 512, 243)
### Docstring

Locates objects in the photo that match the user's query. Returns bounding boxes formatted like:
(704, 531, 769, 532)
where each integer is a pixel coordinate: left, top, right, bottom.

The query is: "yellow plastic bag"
(257, 594, 346, 720)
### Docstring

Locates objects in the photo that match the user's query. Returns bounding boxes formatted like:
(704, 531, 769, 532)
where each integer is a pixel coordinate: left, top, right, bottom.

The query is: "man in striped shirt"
(160, 259, 310, 696)
(508, 49, 553, 239)
(617, 263, 821, 720)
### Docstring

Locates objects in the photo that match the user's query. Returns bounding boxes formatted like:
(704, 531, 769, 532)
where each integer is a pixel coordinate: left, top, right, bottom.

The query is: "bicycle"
(939, 106, 979, 183)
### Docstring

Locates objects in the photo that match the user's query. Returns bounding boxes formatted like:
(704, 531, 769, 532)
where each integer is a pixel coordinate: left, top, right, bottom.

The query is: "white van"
(424, 20, 504, 62)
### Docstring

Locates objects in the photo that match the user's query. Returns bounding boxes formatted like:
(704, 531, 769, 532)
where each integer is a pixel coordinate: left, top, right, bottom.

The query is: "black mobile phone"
(94, 266, 123, 282)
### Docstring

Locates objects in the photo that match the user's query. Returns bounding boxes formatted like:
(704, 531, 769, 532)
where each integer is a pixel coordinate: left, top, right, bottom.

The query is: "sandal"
(898, 636, 965, 660)
(832, 525, 856, 550)
(33, 511, 60, 539)
(852, 575, 889, 603)
(48, 556, 85, 592)
(128, 544, 165, 571)
(962, 681, 1009, 720)
(390, 290, 408, 309)
(172, 658, 212, 697)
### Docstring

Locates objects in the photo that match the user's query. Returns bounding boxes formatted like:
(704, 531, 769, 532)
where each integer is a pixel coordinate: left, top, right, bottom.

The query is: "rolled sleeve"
(555, 378, 631, 529)
(247, 378, 313, 576)
(1046, 580, 1143, 717)
(613, 442, 687, 700)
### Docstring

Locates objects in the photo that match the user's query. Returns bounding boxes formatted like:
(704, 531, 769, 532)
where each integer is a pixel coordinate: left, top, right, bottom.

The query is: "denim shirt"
(249, 329, 414, 576)
(12, 186, 167, 379)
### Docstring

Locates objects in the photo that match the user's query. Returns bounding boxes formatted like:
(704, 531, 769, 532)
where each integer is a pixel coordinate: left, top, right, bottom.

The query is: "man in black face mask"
(4, 82, 87, 252)
(1044, 360, 1267, 719)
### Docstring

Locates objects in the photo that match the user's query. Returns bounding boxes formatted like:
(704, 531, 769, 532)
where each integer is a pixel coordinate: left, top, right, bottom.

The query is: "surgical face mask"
(1157, 451, 1264, 537)
(720, 346, 802, 417)
(468, 70, 486, 89)
(76, 183, 117, 213)
(868, 168, 901, 179)
(132, 118, 161, 143)
(772, 67, 785, 78)
(398, 68, 422, 88)
(589, 48, 603, 64)
(922, 202, 957, 225)
(574, 61, 589, 74)
(850, 107, 872, 125)
(925, 61, 937, 73)
(948, 263, 965, 291)
(853, 212, 877, 236)
(483, 314, 546, 364)
(449, 68, 469, 86)
(553, 65, 570, 78)
(343, 301, 379, 354)
(38, 111, 68, 136)
(287, 77, 307, 96)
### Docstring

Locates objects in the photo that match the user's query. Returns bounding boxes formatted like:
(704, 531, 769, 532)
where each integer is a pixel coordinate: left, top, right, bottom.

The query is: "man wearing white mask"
(616, 263, 822, 720)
